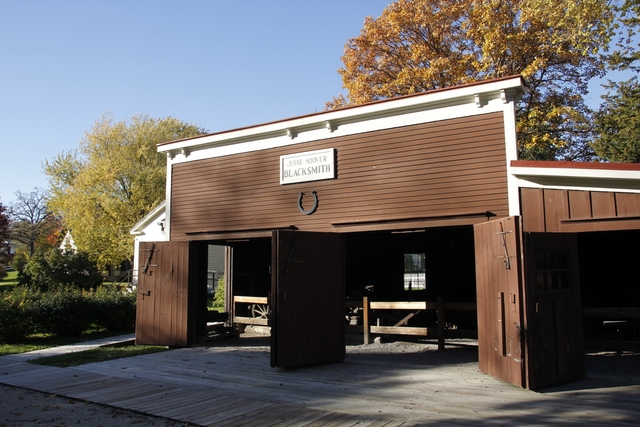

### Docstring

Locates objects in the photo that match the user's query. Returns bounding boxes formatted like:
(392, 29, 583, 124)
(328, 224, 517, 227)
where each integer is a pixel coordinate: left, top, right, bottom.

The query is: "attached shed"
(130, 201, 225, 290)
(134, 75, 640, 389)
(131, 202, 167, 286)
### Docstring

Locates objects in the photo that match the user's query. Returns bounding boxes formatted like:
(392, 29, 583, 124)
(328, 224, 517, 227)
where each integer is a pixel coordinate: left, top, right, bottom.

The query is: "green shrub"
(0, 284, 138, 343)
(31, 287, 90, 337)
(89, 285, 137, 332)
(214, 275, 225, 307)
(0, 287, 39, 343)
(11, 252, 28, 273)
(19, 249, 102, 292)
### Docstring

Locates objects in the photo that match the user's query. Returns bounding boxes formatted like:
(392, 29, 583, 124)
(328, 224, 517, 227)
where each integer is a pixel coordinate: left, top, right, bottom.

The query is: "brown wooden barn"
(134, 76, 640, 389)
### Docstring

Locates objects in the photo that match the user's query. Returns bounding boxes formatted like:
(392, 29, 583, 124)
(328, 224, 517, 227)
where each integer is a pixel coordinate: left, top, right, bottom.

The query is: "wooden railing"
(231, 294, 477, 351)
(362, 296, 477, 350)
(232, 295, 270, 326)
(582, 307, 640, 319)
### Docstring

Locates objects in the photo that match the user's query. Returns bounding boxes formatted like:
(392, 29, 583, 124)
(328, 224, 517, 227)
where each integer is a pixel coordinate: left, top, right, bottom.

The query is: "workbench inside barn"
(583, 307, 640, 354)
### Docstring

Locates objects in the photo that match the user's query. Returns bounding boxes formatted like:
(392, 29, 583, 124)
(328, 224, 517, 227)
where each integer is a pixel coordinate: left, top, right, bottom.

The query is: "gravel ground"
(0, 384, 195, 427)
(1, 334, 638, 426)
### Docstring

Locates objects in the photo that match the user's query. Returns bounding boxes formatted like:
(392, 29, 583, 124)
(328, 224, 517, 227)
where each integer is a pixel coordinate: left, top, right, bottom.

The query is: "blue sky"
(0, 0, 393, 204)
(0, 0, 631, 205)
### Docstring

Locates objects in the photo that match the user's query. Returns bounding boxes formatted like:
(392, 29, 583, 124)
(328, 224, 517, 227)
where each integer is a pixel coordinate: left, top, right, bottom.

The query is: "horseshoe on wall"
(297, 191, 318, 215)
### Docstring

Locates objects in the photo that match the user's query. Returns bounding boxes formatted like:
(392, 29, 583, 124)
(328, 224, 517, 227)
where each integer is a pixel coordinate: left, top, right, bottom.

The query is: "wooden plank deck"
(1, 336, 639, 426)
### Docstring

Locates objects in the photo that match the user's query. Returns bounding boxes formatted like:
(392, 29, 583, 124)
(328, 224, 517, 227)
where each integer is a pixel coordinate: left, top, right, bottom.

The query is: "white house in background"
(130, 201, 168, 285)
(130, 201, 225, 291)
(2, 241, 18, 270)
(59, 230, 77, 252)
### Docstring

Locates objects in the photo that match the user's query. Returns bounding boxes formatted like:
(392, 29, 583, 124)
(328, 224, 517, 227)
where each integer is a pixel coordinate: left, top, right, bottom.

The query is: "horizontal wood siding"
(170, 113, 509, 240)
(521, 188, 640, 232)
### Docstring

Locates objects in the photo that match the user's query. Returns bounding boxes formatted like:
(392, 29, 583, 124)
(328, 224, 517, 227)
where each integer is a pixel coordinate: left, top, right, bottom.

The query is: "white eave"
(510, 161, 640, 193)
(157, 76, 525, 159)
(130, 201, 166, 236)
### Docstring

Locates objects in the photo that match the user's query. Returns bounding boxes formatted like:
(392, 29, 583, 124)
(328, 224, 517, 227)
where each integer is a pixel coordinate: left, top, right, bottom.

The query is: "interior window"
(535, 249, 570, 291)
(404, 253, 426, 291)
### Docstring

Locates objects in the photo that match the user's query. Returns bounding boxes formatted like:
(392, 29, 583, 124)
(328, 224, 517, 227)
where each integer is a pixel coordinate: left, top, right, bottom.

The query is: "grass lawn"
(0, 270, 18, 290)
(0, 329, 134, 356)
(30, 344, 169, 367)
(2, 328, 169, 367)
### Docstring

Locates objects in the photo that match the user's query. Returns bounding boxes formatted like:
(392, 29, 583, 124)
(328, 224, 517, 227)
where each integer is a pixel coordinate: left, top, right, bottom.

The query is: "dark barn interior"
(579, 230, 640, 347)
(207, 227, 640, 349)
(225, 227, 478, 333)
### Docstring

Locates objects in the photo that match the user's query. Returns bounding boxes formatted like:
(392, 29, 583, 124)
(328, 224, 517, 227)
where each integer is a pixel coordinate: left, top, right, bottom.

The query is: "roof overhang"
(130, 201, 166, 236)
(157, 76, 525, 160)
(510, 160, 640, 193)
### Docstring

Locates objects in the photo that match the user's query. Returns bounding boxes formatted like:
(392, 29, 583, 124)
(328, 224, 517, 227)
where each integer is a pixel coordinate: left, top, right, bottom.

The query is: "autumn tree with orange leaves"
(328, 0, 614, 161)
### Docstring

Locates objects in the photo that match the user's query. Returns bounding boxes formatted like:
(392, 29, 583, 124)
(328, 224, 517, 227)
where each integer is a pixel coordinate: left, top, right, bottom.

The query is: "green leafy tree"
(44, 113, 206, 269)
(18, 248, 102, 292)
(328, 0, 614, 161)
(607, 0, 640, 73)
(593, 78, 640, 162)
(591, 1, 640, 162)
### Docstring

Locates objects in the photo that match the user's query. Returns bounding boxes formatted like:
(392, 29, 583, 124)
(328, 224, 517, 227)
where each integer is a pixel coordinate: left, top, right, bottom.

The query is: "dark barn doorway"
(214, 238, 273, 337)
(579, 230, 640, 351)
(225, 232, 346, 368)
(344, 226, 478, 333)
(224, 227, 479, 347)
(228, 238, 271, 298)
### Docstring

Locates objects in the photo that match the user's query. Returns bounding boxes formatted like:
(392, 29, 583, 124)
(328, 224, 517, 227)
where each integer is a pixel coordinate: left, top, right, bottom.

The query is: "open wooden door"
(523, 233, 584, 389)
(136, 241, 200, 347)
(270, 230, 345, 368)
(474, 217, 585, 389)
(474, 216, 527, 387)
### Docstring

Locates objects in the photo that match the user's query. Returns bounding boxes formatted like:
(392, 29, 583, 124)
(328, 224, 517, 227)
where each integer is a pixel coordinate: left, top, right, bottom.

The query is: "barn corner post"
(269, 230, 279, 368)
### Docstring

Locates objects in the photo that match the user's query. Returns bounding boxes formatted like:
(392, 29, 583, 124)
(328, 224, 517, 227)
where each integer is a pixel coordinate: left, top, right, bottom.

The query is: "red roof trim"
(511, 160, 640, 171)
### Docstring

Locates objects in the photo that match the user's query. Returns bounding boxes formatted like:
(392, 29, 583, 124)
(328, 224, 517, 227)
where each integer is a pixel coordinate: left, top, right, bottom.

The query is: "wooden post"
(363, 296, 370, 345)
(437, 297, 445, 351)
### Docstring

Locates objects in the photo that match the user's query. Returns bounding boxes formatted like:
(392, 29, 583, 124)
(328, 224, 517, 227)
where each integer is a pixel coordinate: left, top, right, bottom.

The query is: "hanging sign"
(280, 148, 335, 184)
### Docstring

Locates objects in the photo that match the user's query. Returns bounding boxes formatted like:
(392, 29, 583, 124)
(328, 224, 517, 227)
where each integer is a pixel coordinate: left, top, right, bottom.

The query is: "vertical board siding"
(520, 188, 640, 232)
(590, 192, 616, 218)
(524, 233, 584, 389)
(170, 113, 509, 239)
(567, 191, 592, 219)
(543, 190, 569, 233)
(135, 242, 155, 345)
(136, 241, 193, 347)
(474, 217, 525, 388)
(271, 231, 345, 368)
(520, 188, 545, 232)
(616, 192, 640, 216)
